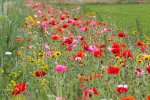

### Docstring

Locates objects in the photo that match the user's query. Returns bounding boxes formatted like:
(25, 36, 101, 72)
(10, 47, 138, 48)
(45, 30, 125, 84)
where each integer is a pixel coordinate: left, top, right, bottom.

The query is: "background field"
(56, 3, 150, 35)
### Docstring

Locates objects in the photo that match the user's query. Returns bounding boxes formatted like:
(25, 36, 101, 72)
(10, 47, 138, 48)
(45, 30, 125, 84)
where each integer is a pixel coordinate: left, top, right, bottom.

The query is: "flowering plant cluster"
(0, 0, 150, 100)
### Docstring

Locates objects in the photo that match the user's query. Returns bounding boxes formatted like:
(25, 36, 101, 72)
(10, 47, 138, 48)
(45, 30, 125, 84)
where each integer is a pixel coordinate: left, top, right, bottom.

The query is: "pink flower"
(135, 68, 144, 76)
(27, 45, 33, 49)
(80, 27, 88, 32)
(77, 6, 80, 10)
(55, 65, 67, 72)
(37, 10, 43, 14)
(72, 39, 78, 44)
(88, 45, 98, 52)
(66, 45, 72, 51)
(67, 19, 74, 24)
(56, 97, 65, 100)
(44, 44, 49, 50)
(80, 27, 85, 31)
(77, 36, 83, 40)
(108, 47, 113, 51)
(45, 51, 53, 56)
(41, 23, 47, 31)
(90, 21, 97, 26)
(101, 28, 107, 33)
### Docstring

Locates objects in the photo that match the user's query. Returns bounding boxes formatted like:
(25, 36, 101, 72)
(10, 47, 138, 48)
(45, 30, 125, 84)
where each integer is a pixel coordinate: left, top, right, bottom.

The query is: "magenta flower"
(90, 21, 97, 26)
(88, 45, 98, 52)
(55, 65, 67, 72)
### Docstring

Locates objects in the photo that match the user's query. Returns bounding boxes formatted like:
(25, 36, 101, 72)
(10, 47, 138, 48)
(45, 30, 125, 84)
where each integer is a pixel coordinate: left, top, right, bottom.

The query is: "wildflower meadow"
(0, 0, 150, 100)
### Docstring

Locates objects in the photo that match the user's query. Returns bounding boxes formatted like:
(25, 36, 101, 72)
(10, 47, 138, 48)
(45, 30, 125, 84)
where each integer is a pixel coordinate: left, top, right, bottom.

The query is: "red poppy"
(78, 76, 89, 82)
(136, 41, 145, 47)
(56, 27, 64, 33)
(16, 37, 22, 43)
(93, 49, 103, 57)
(12, 82, 27, 96)
(120, 96, 136, 100)
(88, 87, 99, 95)
(83, 44, 89, 51)
(118, 32, 126, 38)
(108, 66, 120, 74)
(73, 17, 78, 21)
(73, 50, 85, 60)
(122, 50, 133, 59)
(60, 17, 65, 20)
(81, 85, 99, 97)
(62, 24, 69, 28)
(121, 43, 127, 47)
(64, 37, 73, 44)
(111, 43, 121, 56)
(26, 38, 31, 42)
(70, 29, 74, 34)
(35, 71, 46, 77)
(100, 44, 105, 48)
(101, 22, 107, 26)
(51, 35, 60, 41)
(112, 42, 120, 48)
(85, 21, 89, 26)
(146, 64, 150, 73)
(117, 86, 128, 94)
(90, 73, 101, 80)
(66, 15, 70, 18)
(107, 39, 114, 42)
(146, 95, 150, 100)
(49, 20, 56, 25)
(43, 18, 48, 21)
(136, 41, 147, 52)
(73, 21, 80, 27)
(141, 45, 147, 52)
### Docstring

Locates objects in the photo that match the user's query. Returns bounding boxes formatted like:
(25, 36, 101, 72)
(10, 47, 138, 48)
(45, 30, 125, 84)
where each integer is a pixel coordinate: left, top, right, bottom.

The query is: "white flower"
(117, 84, 128, 88)
(75, 57, 82, 61)
(5, 52, 12, 55)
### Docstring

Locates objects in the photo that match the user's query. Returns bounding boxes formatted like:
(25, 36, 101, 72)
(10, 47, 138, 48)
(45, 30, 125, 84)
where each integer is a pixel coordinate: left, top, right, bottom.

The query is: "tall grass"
(0, 0, 28, 99)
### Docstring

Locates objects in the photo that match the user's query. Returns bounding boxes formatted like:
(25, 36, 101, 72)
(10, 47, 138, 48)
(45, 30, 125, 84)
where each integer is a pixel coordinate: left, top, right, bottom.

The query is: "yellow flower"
(132, 31, 137, 35)
(115, 56, 120, 61)
(137, 60, 143, 64)
(54, 51, 61, 56)
(50, 54, 57, 58)
(6, 84, 12, 89)
(26, 56, 32, 59)
(38, 53, 44, 57)
(40, 65, 48, 70)
(16, 51, 23, 55)
(20, 46, 25, 50)
(31, 72, 35, 76)
(11, 80, 16, 86)
(146, 41, 150, 45)
(144, 55, 150, 60)
(30, 59, 35, 62)
(25, 16, 37, 26)
(37, 59, 44, 64)
(114, 64, 118, 67)
(136, 54, 142, 59)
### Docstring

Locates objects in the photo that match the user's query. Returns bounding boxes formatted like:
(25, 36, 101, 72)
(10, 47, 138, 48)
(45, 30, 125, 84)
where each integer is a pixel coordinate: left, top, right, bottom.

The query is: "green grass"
(56, 3, 150, 35)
